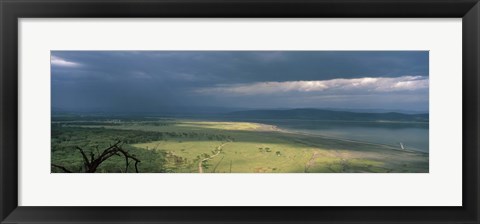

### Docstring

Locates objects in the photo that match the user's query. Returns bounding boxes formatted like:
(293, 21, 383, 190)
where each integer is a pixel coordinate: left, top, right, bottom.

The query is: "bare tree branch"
(76, 146, 91, 170)
(54, 141, 141, 173)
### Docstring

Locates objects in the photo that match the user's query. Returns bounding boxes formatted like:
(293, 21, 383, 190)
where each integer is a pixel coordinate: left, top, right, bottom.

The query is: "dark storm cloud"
(51, 51, 429, 113)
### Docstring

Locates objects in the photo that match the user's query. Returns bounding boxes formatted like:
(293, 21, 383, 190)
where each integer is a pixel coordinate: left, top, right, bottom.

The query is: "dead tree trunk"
(52, 141, 141, 173)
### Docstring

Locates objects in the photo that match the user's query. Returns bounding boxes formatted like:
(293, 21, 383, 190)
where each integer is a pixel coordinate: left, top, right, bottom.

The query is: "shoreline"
(254, 122, 428, 154)
(229, 117, 429, 125)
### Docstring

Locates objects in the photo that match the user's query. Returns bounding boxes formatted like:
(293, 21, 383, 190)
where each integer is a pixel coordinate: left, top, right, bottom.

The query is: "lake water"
(237, 119, 429, 153)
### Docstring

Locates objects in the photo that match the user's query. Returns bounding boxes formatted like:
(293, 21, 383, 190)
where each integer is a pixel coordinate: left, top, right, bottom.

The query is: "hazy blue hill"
(226, 108, 428, 122)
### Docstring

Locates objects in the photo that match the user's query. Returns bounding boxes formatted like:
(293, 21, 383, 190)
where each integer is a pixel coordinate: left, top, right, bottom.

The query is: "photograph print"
(51, 51, 429, 173)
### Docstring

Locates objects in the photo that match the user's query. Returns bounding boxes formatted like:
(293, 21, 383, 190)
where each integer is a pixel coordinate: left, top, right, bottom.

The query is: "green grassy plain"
(51, 118, 428, 173)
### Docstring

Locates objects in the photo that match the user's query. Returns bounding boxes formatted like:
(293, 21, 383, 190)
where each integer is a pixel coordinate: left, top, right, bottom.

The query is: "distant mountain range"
(226, 108, 429, 122)
(52, 106, 429, 122)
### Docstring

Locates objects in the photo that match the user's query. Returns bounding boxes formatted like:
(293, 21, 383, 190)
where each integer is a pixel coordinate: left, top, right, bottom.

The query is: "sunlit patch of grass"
(134, 139, 316, 173)
(174, 121, 264, 131)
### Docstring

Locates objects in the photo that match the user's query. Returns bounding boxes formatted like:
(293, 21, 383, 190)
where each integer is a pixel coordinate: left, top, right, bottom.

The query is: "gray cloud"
(51, 56, 82, 67)
(196, 76, 429, 96)
(51, 51, 429, 113)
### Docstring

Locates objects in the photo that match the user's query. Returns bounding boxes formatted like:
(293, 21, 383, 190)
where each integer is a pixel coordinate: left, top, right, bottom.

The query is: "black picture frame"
(1, 0, 479, 223)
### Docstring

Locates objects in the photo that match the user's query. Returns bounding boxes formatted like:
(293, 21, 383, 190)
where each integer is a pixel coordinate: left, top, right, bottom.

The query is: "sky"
(51, 51, 429, 114)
